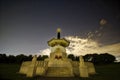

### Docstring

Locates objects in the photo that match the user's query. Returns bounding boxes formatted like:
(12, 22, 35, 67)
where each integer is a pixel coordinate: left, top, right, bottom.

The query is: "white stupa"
(19, 28, 96, 77)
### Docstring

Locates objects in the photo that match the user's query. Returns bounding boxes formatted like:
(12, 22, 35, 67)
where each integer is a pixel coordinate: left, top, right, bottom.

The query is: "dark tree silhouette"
(68, 54, 75, 61)
(75, 56, 79, 61)
(16, 54, 28, 63)
(27, 55, 33, 61)
(37, 55, 42, 60)
(37, 55, 48, 61)
(84, 53, 116, 64)
(0, 53, 116, 64)
(0, 54, 7, 63)
(99, 53, 116, 64)
(8, 55, 16, 63)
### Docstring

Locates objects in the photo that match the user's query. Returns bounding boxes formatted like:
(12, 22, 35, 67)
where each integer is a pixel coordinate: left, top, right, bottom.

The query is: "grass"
(0, 63, 120, 80)
(0, 63, 33, 80)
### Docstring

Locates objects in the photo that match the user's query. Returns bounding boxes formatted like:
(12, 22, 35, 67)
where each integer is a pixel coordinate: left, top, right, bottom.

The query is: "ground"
(0, 63, 120, 80)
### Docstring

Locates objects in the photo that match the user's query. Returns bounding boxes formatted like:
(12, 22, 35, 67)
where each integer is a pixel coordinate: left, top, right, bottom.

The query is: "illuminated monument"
(19, 28, 96, 77)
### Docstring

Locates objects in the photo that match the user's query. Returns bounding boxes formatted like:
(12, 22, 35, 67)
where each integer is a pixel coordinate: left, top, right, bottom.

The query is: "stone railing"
(35, 61, 48, 76)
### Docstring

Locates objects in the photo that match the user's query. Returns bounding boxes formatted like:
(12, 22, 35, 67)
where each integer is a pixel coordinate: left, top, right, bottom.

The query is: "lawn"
(0, 63, 120, 80)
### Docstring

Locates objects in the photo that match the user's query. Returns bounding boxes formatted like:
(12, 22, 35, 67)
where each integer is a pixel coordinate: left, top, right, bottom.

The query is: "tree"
(8, 55, 16, 63)
(27, 55, 33, 61)
(0, 54, 7, 63)
(37, 55, 42, 60)
(68, 54, 75, 61)
(41, 55, 49, 60)
(15, 54, 28, 63)
(75, 56, 79, 61)
(37, 55, 48, 61)
(84, 53, 116, 64)
(99, 53, 115, 64)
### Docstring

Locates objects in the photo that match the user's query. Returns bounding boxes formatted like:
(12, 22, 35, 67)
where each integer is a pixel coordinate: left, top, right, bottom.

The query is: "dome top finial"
(57, 28, 61, 33)
(57, 28, 61, 39)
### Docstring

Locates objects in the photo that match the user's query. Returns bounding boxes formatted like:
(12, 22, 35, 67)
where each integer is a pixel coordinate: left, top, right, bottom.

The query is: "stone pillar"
(86, 62, 96, 74)
(26, 55, 37, 77)
(79, 56, 89, 77)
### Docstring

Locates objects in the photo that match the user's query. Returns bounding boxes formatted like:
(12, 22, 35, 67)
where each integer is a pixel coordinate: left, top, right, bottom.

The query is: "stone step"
(46, 67, 73, 77)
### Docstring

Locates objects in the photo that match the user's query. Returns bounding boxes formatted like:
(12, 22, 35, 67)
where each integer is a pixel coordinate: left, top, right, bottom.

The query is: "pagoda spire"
(48, 28, 70, 47)
(57, 28, 61, 39)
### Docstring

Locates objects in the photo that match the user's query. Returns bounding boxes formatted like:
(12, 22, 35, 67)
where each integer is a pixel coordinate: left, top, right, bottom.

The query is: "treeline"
(0, 54, 48, 64)
(0, 53, 116, 64)
(68, 53, 116, 64)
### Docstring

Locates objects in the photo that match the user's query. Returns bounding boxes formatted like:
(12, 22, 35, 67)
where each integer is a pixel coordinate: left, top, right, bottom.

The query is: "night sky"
(0, 0, 120, 55)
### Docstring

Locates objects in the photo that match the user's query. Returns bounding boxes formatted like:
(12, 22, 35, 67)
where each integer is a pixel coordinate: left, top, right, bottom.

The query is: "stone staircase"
(46, 67, 73, 77)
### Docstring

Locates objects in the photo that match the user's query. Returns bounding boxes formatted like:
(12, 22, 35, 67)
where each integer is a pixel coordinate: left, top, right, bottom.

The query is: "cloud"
(97, 43, 120, 56)
(39, 36, 120, 57)
(38, 36, 120, 62)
